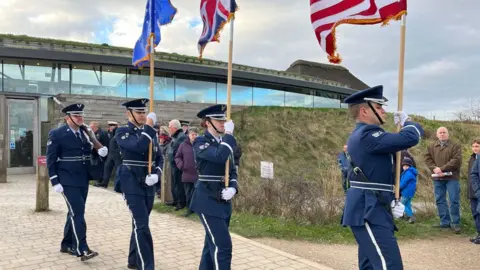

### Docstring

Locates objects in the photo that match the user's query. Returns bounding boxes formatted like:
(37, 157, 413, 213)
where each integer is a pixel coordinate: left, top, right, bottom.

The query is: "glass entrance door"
(7, 99, 37, 174)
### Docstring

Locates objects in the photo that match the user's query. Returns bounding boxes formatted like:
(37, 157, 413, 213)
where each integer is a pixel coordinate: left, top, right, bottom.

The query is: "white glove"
(98, 146, 108, 157)
(391, 200, 405, 219)
(393, 111, 410, 127)
(53, 183, 64, 193)
(147, 112, 157, 125)
(221, 187, 237, 200)
(145, 174, 158, 186)
(224, 120, 234, 135)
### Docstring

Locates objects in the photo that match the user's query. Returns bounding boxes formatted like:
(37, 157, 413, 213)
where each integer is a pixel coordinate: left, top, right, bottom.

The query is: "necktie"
(75, 132, 83, 143)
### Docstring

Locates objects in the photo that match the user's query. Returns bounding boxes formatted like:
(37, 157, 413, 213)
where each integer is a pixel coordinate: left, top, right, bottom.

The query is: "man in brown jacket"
(425, 127, 462, 233)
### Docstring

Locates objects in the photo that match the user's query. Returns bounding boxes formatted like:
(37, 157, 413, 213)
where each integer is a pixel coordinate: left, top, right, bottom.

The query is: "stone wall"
(49, 94, 248, 129)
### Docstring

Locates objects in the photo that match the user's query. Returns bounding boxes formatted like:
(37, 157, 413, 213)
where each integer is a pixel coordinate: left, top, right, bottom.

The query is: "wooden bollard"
(36, 156, 49, 212)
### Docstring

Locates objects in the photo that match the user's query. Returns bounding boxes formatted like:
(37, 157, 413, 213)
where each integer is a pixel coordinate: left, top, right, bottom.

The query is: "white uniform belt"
(198, 175, 224, 182)
(58, 156, 90, 162)
(349, 181, 394, 193)
(123, 160, 149, 167)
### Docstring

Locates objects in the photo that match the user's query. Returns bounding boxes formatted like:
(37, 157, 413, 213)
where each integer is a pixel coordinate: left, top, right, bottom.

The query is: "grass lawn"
(153, 203, 477, 244)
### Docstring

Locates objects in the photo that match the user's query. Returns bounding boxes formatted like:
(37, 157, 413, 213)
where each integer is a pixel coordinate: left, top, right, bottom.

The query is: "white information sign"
(260, 161, 274, 179)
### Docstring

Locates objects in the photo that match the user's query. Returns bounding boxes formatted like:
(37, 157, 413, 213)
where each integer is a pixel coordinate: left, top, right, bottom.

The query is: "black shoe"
(127, 264, 137, 269)
(473, 238, 480, 244)
(175, 204, 186, 211)
(408, 216, 416, 224)
(165, 202, 176, 206)
(80, 249, 99, 261)
(469, 234, 480, 242)
(60, 247, 75, 255)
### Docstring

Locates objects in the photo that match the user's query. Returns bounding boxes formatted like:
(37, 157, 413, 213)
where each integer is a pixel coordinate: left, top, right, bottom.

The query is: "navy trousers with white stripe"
(198, 214, 232, 270)
(351, 223, 403, 270)
(124, 194, 155, 270)
(61, 186, 89, 256)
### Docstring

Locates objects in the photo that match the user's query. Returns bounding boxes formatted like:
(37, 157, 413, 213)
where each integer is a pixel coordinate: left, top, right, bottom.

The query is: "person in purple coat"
(175, 127, 199, 216)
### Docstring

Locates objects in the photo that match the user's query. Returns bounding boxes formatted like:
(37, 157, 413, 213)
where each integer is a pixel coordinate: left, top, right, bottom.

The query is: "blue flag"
(132, 0, 177, 67)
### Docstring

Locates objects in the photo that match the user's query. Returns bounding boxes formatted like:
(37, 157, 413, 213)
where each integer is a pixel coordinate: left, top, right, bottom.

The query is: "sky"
(0, 0, 478, 120)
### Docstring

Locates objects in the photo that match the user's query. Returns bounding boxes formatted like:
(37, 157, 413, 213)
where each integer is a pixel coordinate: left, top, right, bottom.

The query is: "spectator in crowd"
(90, 121, 109, 186)
(180, 120, 190, 135)
(100, 124, 121, 188)
(401, 149, 417, 168)
(400, 156, 417, 223)
(156, 126, 172, 199)
(167, 119, 187, 210)
(425, 127, 462, 233)
(467, 138, 480, 244)
(337, 144, 349, 193)
(175, 127, 199, 217)
(234, 143, 242, 173)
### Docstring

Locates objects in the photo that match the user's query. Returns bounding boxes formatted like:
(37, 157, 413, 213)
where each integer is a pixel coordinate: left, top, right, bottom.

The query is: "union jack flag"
(310, 0, 407, 64)
(198, 0, 238, 58)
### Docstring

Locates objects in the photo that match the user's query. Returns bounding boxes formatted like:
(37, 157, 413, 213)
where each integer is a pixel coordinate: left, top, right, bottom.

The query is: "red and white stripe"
(310, 0, 407, 64)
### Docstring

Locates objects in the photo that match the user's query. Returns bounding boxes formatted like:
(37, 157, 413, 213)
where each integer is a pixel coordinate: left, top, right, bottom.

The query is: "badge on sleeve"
(199, 142, 210, 150)
(47, 140, 52, 146)
(372, 131, 383, 137)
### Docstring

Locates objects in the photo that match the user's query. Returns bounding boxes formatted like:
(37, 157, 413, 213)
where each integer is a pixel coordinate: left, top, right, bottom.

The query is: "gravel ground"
(257, 235, 480, 270)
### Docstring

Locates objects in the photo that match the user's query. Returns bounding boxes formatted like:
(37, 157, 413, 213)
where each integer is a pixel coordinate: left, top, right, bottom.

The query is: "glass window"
(253, 87, 285, 106)
(100, 66, 127, 98)
(71, 64, 102, 95)
(340, 102, 348, 108)
(285, 92, 313, 108)
(3, 60, 70, 94)
(126, 69, 174, 101)
(314, 96, 341, 108)
(175, 77, 216, 103)
(217, 83, 253, 105)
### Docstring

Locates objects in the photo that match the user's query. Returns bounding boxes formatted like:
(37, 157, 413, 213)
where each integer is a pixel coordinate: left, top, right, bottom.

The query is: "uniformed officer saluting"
(190, 104, 238, 270)
(115, 98, 163, 270)
(46, 103, 108, 261)
(342, 85, 424, 270)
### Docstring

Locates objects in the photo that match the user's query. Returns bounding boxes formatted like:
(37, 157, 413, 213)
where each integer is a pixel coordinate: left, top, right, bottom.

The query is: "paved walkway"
(0, 175, 333, 270)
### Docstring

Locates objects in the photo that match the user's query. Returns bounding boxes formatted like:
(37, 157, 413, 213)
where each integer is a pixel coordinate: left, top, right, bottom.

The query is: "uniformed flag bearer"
(115, 98, 164, 270)
(190, 104, 238, 270)
(342, 85, 424, 270)
(46, 103, 108, 261)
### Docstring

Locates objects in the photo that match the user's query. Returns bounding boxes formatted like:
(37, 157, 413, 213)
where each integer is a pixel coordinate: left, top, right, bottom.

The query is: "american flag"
(198, 0, 238, 58)
(310, 0, 407, 64)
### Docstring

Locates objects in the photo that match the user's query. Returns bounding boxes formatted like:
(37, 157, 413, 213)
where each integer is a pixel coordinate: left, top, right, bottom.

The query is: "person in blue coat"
(115, 98, 163, 270)
(46, 103, 108, 261)
(342, 85, 424, 270)
(400, 156, 418, 224)
(190, 104, 238, 270)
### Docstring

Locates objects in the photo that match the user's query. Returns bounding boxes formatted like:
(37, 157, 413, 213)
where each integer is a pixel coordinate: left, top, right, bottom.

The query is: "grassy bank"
(154, 203, 477, 244)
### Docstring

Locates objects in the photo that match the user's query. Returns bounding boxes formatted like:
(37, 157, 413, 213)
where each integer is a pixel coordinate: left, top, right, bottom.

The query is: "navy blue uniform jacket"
(342, 121, 424, 230)
(116, 122, 164, 196)
(46, 125, 94, 187)
(190, 131, 238, 218)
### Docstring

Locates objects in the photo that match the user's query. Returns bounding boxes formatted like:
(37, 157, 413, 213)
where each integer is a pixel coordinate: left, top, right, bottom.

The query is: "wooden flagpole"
(394, 14, 407, 200)
(148, 34, 155, 175)
(224, 16, 235, 188)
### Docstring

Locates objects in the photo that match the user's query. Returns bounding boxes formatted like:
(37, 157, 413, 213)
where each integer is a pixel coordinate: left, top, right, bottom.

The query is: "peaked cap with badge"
(62, 103, 85, 115)
(343, 85, 389, 106)
(180, 120, 190, 126)
(196, 104, 227, 120)
(121, 98, 149, 112)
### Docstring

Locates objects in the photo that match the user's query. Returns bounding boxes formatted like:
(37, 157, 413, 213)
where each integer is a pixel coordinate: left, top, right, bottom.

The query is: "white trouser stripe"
(122, 193, 145, 270)
(201, 214, 219, 270)
(61, 193, 81, 256)
(365, 222, 387, 270)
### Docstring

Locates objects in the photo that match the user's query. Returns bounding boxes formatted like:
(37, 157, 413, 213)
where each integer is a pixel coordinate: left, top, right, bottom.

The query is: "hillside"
(230, 106, 480, 225)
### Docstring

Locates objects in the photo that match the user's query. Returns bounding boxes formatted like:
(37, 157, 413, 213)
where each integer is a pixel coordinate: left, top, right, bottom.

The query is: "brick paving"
(0, 175, 333, 270)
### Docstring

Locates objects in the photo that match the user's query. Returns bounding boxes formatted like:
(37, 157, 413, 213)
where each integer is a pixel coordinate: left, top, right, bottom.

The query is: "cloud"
(0, 0, 477, 120)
